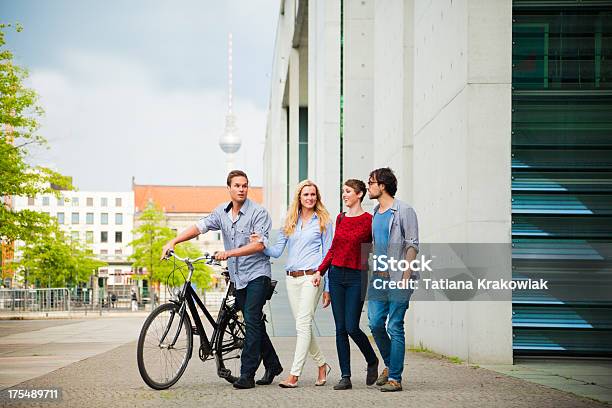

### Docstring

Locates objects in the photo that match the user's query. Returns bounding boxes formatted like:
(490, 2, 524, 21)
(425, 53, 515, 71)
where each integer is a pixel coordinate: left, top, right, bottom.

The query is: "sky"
(1, 0, 279, 190)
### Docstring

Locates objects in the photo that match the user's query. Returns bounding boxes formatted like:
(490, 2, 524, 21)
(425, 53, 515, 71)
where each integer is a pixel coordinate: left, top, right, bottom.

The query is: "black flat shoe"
(333, 377, 352, 390)
(366, 358, 379, 386)
(255, 365, 283, 385)
(233, 376, 255, 389)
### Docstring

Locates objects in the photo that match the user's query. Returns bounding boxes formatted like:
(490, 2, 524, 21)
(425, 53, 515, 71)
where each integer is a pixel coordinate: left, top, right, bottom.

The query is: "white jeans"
(286, 274, 326, 376)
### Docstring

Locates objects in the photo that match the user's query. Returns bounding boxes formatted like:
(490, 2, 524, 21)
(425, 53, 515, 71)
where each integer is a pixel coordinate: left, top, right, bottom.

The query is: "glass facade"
(512, 0, 612, 356)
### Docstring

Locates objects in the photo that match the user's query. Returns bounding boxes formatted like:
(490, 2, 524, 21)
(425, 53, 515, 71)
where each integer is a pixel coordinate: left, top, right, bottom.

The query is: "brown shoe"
(375, 367, 389, 386)
(380, 380, 402, 392)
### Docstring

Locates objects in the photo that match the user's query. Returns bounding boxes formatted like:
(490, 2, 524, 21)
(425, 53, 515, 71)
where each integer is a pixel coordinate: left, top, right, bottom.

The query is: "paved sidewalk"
(1, 335, 608, 408)
(0, 317, 145, 389)
(485, 358, 612, 404)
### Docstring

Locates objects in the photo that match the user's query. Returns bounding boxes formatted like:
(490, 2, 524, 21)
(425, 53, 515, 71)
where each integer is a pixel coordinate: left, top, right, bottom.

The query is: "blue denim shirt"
(265, 213, 333, 292)
(371, 198, 419, 282)
(196, 198, 272, 290)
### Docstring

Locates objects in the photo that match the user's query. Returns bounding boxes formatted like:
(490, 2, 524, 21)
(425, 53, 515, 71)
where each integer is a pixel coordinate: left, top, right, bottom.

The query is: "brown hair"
(226, 170, 249, 186)
(344, 179, 367, 202)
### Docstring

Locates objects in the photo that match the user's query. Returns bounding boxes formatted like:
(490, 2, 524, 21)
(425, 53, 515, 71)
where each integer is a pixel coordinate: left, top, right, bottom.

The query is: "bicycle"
(136, 250, 246, 390)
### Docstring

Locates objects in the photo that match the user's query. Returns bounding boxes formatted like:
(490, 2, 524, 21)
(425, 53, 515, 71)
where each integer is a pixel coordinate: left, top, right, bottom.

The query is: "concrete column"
(344, 0, 374, 211)
(309, 0, 342, 215)
(288, 48, 301, 194)
(373, 0, 413, 202)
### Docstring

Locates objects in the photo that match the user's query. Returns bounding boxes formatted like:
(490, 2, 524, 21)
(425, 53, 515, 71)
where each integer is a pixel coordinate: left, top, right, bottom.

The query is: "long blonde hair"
(283, 180, 332, 236)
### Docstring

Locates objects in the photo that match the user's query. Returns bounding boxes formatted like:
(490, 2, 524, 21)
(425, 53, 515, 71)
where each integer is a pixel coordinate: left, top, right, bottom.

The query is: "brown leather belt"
(286, 269, 316, 278)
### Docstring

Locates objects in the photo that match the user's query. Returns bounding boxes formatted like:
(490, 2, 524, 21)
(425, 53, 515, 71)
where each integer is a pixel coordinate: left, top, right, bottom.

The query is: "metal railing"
(0, 288, 71, 312)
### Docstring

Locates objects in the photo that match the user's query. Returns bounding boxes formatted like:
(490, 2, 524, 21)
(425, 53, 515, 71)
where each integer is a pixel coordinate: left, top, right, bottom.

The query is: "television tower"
(219, 32, 241, 173)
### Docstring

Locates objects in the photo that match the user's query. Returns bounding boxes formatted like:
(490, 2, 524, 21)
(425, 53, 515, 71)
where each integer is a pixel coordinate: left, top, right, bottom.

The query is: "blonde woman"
(252, 180, 333, 388)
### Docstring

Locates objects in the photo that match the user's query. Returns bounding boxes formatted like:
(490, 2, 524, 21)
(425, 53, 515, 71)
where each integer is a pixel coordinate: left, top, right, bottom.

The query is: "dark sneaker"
(380, 380, 402, 392)
(256, 365, 283, 385)
(233, 376, 255, 389)
(375, 367, 389, 386)
(333, 377, 352, 390)
(366, 359, 379, 386)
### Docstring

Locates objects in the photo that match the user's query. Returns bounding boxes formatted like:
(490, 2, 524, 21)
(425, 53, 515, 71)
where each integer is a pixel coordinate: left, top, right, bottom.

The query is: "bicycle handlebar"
(164, 250, 219, 265)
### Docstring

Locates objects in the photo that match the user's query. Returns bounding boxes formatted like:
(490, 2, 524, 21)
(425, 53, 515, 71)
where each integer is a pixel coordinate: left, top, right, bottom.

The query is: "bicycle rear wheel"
(137, 302, 193, 389)
(215, 307, 245, 383)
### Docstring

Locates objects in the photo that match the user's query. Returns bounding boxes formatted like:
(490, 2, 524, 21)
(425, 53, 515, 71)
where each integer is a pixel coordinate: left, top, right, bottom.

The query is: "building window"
(57, 212, 65, 225)
(86, 197, 94, 206)
(101, 213, 108, 225)
(216, 232, 221, 241)
(57, 197, 64, 206)
(115, 231, 122, 243)
(27, 197, 35, 206)
(71, 212, 79, 224)
(115, 249, 122, 255)
(86, 212, 94, 224)
(101, 231, 108, 243)
(71, 231, 79, 241)
(42, 196, 50, 206)
(86, 231, 94, 243)
(101, 197, 108, 207)
(100, 249, 108, 255)
(115, 213, 123, 225)
(71, 197, 79, 206)
(115, 197, 122, 207)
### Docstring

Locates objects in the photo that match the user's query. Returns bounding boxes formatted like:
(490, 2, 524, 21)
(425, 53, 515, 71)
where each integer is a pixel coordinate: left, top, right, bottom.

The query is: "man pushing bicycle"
(161, 170, 283, 389)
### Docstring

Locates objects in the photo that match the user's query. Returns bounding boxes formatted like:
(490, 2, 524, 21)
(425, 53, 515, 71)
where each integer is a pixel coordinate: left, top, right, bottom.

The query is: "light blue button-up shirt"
(196, 198, 272, 290)
(265, 213, 333, 292)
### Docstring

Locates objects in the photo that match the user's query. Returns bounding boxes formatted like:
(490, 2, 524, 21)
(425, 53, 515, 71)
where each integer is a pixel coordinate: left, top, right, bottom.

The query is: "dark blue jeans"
(234, 276, 281, 379)
(328, 266, 378, 378)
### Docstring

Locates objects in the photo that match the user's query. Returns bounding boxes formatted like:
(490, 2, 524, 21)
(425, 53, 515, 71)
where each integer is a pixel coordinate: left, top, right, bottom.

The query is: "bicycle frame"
(159, 256, 235, 360)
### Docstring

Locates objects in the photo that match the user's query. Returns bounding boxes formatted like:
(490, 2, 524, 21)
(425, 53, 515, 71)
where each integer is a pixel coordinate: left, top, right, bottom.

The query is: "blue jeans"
(235, 276, 282, 379)
(367, 277, 412, 382)
(329, 266, 378, 378)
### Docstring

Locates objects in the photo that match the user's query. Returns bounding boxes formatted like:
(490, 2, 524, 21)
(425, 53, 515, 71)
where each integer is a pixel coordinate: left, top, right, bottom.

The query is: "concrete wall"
(407, 0, 513, 364)
(265, 0, 514, 363)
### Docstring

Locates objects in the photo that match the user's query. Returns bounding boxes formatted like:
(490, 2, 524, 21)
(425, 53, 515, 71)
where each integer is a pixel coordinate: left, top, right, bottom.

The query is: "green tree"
(16, 223, 106, 288)
(129, 203, 212, 302)
(1, 23, 72, 281)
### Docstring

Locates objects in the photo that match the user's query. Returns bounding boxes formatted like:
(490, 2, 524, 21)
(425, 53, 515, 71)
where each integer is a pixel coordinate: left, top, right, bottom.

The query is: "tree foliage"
(0, 23, 72, 246)
(129, 203, 212, 291)
(16, 222, 106, 288)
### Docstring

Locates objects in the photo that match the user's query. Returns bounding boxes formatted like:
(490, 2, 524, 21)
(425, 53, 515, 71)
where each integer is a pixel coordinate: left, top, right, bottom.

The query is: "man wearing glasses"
(366, 167, 419, 392)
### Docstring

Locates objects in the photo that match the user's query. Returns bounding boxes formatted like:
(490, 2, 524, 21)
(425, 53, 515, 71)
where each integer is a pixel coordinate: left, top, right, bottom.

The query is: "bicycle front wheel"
(137, 302, 193, 389)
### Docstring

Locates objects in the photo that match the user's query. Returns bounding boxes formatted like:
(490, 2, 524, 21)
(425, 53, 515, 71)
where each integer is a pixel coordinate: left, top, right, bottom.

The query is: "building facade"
(12, 191, 135, 293)
(264, 0, 611, 363)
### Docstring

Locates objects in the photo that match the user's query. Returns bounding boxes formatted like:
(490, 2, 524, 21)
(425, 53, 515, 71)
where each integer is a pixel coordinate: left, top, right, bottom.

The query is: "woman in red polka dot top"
(312, 179, 379, 390)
